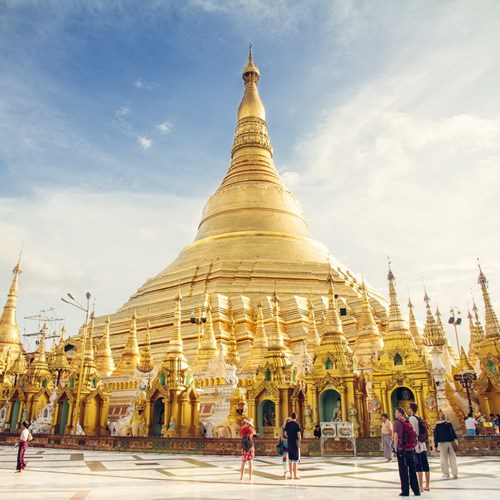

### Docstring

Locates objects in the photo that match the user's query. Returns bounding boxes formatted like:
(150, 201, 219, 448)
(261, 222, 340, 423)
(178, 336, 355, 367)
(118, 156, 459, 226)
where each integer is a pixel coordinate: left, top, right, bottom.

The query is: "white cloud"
(137, 136, 153, 149)
(115, 106, 130, 117)
(133, 79, 144, 88)
(156, 121, 173, 134)
(0, 188, 204, 344)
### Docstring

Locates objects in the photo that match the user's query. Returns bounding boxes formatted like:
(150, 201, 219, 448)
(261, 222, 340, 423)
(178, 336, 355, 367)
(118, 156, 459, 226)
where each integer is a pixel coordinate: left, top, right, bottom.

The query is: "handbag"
(276, 440, 284, 456)
(451, 440, 459, 452)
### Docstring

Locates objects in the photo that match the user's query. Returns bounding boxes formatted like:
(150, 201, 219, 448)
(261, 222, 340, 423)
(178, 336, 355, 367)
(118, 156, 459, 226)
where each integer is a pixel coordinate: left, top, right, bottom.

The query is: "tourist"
(279, 417, 291, 478)
(494, 414, 500, 435)
(393, 407, 420, 497)
(284, 412, 302, 479)
(433, 412, 458, 479)
(15, 421, 33, 473)
(314, 423, 322, 438)
(381, 413, 393, 462)
(408, 403, 430, 491)
(239, 418, 255, 480)
(464, 413, 478, 436)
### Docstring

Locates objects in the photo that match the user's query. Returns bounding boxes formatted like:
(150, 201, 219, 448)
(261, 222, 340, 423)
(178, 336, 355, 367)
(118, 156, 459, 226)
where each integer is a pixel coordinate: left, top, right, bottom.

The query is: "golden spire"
(456, 346, 475, 373)
(0, 256, 23, 354)
(137, 318, 155, 373)
(386, 262, 412, 337)
(165, 288, 186, 358)
(408, 296, 427, 353)
(194, 46, 309, 242)
(305, 298, 321, 357)
(51, 324, 70, 379)
(224, 300, 240, 367)
(7, 350, 27, 381)
(423, 290, 446, 347)
(477, 263, 500, 340)
(265, 291, 290, 370)
(80, 313, 98, 385)
(355, 282, 383, 368)
(314, 274, 354, 374)
(113, 311, 140, 377)
(467, 302, 484, 367)
(191, 295, 218, 375)
(29, 322, 51, 384)
(95, 316, 116, 377)
(241, 299, 268, 373)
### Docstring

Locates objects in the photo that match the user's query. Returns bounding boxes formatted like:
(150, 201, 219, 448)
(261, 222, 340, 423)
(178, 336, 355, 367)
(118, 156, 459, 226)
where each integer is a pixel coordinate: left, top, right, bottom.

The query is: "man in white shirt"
(465, 414, 478, 436)
(408, 403, 430, 491)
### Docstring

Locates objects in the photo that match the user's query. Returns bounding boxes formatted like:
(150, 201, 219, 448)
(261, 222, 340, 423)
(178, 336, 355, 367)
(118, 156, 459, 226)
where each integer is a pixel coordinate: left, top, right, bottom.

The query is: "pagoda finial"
(476, 262, 500, 340)
(0, 256, 23, 351)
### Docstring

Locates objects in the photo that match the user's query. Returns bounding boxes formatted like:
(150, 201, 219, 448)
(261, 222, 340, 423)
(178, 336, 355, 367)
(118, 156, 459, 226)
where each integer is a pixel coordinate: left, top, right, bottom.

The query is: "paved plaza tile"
(1, 446, 498, 499)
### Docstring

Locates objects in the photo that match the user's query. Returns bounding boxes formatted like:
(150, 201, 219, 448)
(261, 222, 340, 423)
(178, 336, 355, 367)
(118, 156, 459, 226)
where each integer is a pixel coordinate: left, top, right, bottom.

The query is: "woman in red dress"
(16, 421, 33, 473)
(240, 418, 255, 480)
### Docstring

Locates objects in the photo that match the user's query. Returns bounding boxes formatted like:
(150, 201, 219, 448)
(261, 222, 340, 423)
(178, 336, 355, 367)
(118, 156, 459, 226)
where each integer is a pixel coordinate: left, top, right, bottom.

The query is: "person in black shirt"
(284, 412, 302, 479)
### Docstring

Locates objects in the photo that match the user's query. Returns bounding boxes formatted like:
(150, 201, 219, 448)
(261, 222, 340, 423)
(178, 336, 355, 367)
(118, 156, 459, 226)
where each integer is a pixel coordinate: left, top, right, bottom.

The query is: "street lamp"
(453, 371, 477, 417)
(190, 307, 207, 349)
(448, 306, 462, 352)
(61, 292, 91, 434)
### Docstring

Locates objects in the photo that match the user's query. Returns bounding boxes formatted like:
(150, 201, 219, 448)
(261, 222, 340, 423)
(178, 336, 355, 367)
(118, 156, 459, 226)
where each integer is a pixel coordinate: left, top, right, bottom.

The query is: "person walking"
(393, 407, 420, 497)
(434, 412, 458, 479)
(464, 413, 477, 436)
(239, 418, 255, 480)
(408, 403, 430, 491)
(284, 412, 302, 479)
(15, 421, 33, 473)
(279, 417, 291, 478)
(381, 413, 393, 462)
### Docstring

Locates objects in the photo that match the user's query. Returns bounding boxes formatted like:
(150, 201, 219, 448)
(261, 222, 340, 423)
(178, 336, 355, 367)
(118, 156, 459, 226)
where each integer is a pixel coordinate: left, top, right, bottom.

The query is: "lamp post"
(453, 371, 477, 417)
(448, 306, 462, 352)
(61, 292, 91, 434)
(190, 306, 206, 349)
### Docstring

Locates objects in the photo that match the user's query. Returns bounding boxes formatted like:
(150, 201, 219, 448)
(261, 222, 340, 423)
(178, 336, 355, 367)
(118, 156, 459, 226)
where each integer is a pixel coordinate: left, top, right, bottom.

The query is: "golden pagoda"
(474, 265, 500, 413)
(467, 301, 485, 371)
(95, 317, 116, 377)
(113, 311, 140, 377)
(370, 266, 435, 432)
(0, 257, 24, 370)
(89, 46, 388, 374)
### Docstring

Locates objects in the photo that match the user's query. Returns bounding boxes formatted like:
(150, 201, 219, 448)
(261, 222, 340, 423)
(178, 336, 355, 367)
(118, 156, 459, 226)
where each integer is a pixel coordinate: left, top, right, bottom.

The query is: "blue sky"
(1, 0, 499, 350)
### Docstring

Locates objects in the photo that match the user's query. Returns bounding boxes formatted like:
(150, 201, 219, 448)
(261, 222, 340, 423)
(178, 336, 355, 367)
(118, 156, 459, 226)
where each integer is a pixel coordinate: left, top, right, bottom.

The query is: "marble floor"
(1, 446, 498, 500)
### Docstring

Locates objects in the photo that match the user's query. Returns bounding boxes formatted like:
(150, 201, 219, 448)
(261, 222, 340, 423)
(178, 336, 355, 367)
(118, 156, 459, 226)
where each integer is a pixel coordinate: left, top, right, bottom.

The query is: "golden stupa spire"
(305, 298, 321, 357)
(477, 262, 500, 340)
(161, 289, 190, 386)
(29, 322, 51, 384)
(80, 313, 98, 384)
(113, 311, 140, 377)
(355, 282, 383, 368)
(456, 346, 475, 373)
(265, 291, 290, 369)
(386, 262, 412, 338)
(191, 295, 218, 375)
(314, 274, 354, 374)
(423, 289, 446, 347)
(95, 316, 116, 377)
(7, 349, 27, 382)
(224, 300, 240, 367)
(241, 299, 268, 373)
(51, 324, 70, 382)
(408, 296, 427, 353)
(137, 318, 155, 373)
(0, 255, 23, 356)
(165, 288, 186, 358)
(194, 46, 309, 242)
(467, 302, 484, 368)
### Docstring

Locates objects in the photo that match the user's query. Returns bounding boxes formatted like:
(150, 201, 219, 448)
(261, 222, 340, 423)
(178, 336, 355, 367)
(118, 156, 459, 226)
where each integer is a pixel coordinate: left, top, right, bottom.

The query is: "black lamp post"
(448, 306, 462, 352)
(453, 371, 477, 417)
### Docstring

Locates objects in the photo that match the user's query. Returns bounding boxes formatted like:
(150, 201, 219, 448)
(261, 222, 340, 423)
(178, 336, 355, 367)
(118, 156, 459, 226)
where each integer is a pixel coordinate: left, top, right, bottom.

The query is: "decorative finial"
(387, 257, 394, 281)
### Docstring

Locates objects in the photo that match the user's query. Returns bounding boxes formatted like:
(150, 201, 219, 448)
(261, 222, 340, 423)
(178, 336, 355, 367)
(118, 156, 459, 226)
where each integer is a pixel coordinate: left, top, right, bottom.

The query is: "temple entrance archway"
(56, 399, 69, 435)
(390, 387, 415, 416)
(153, 398, 164, 437)
(258, 399, 275, 437)
(320, 389, 341, 422)
(10, 400, 21, 432)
